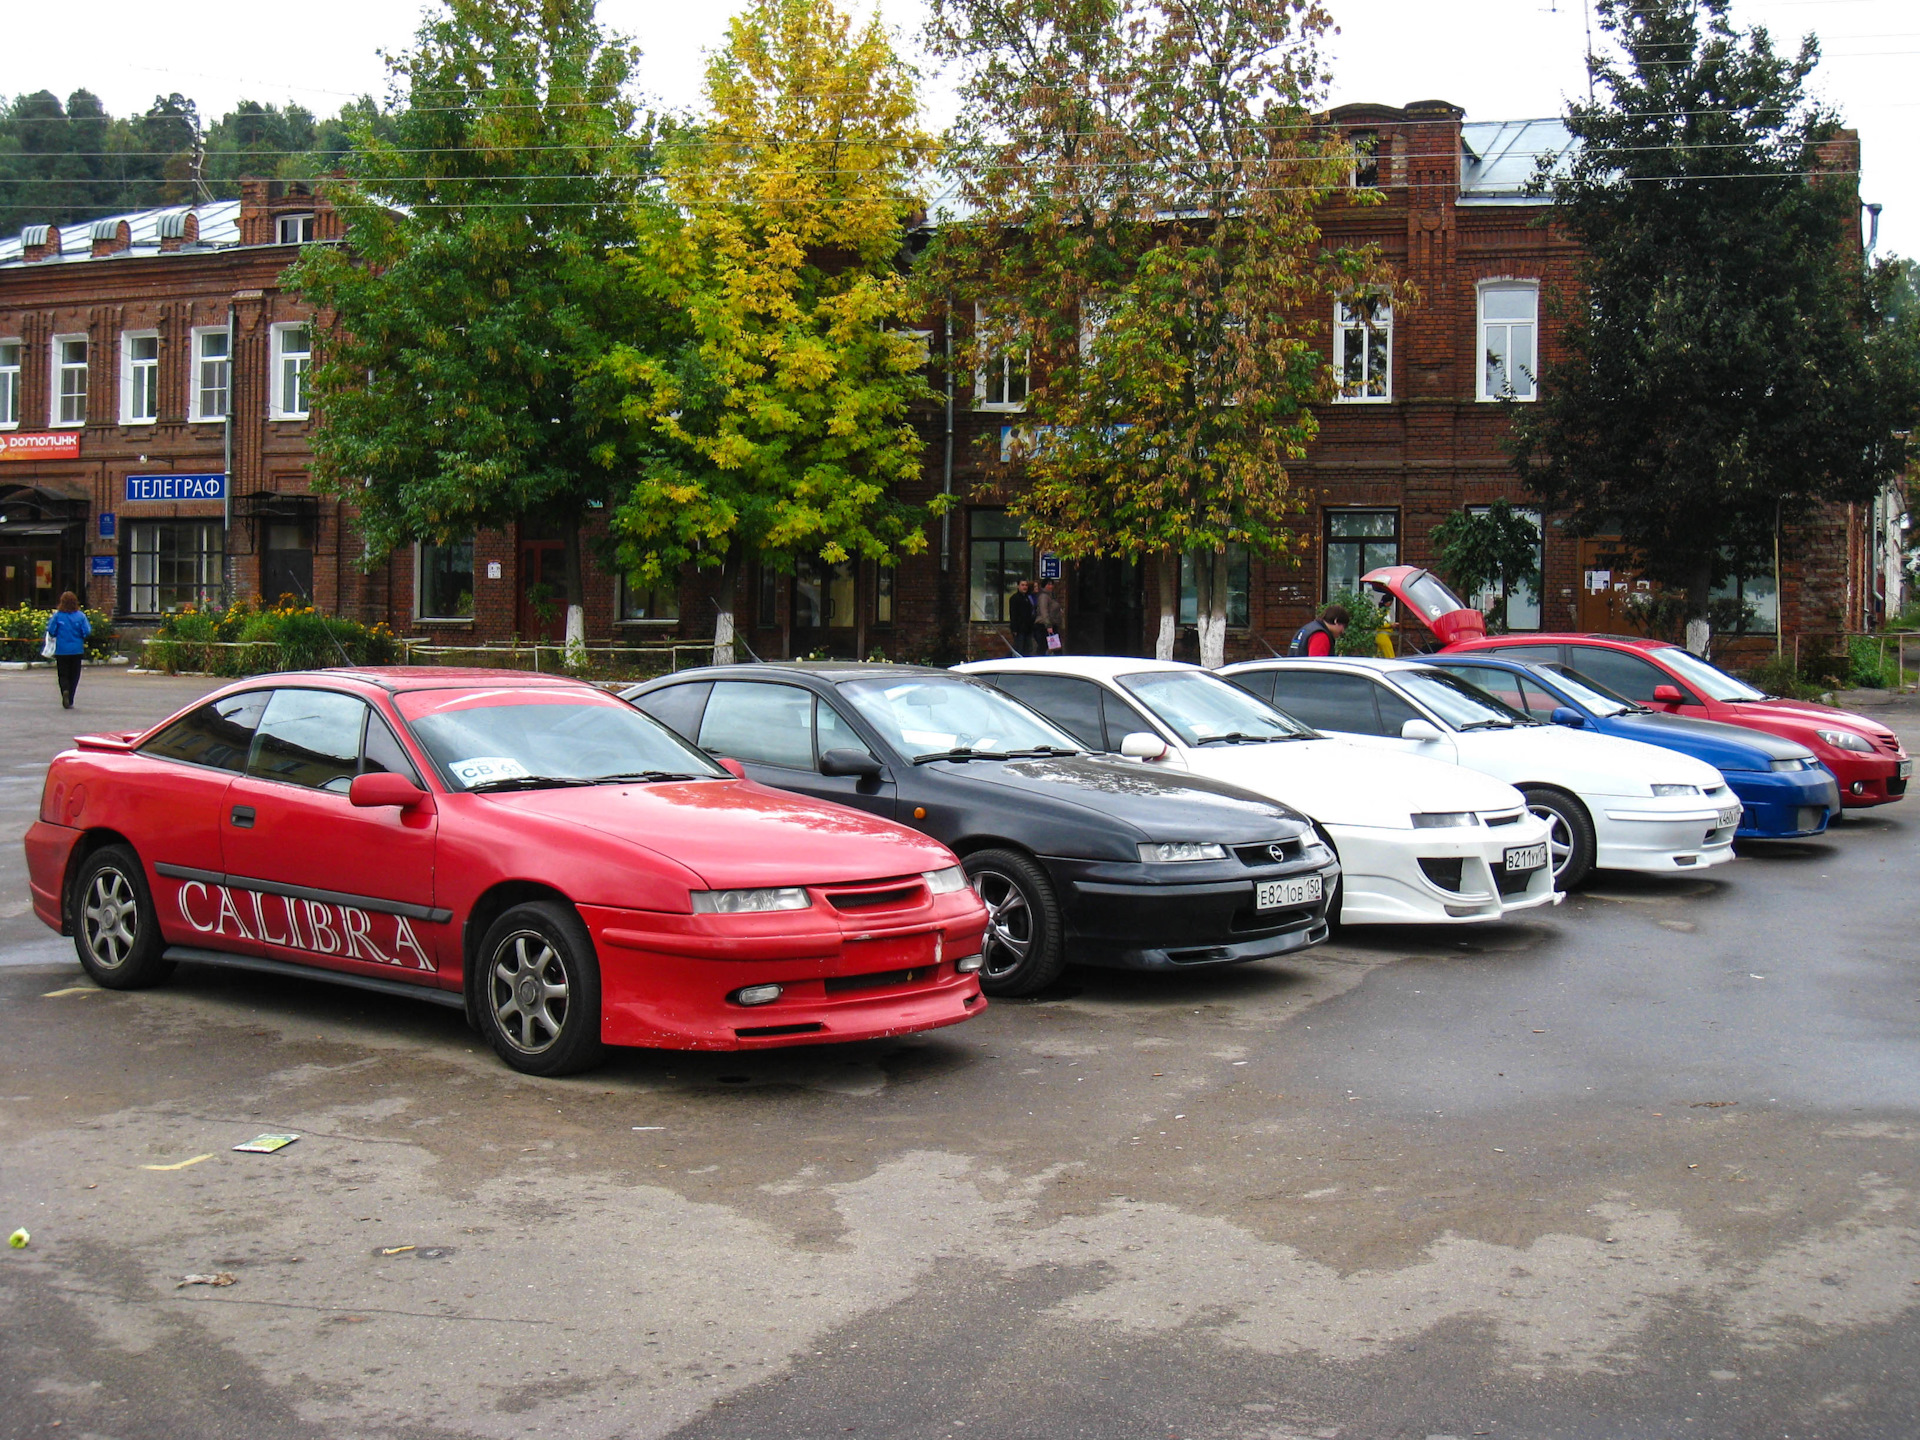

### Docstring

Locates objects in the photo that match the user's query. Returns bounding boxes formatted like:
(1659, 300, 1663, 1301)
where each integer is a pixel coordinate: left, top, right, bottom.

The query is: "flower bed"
(0, 604, 117, 662)
(143, 599, 400, 676)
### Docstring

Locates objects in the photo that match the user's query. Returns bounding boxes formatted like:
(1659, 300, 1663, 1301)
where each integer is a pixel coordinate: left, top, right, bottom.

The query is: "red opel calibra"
(25, 668, 989, 1073)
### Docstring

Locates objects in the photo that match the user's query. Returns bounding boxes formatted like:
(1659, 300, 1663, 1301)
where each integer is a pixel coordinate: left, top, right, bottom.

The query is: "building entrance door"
(0, 545, 60, 608)
(260, 520, 315, 607)
(1574, 539, 1653, 635)
(1068, 558, 1145, 656)
(791, 560, 857, 658)
(515, 539, 568, 641)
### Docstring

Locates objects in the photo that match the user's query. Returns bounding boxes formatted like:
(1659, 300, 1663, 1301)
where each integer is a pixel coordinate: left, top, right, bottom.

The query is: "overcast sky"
(4, 0, 1913, 256)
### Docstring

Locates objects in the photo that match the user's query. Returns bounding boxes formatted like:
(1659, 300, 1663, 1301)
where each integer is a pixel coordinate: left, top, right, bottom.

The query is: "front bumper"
(1723, 768, 1841, 838)
(1044, 854, 1339, 969)
(579, 889, 989, 1050)
(1327, 818, 1560, 925)
(1592, 797, 1740, 873)
(1819, 749, 1908, 808)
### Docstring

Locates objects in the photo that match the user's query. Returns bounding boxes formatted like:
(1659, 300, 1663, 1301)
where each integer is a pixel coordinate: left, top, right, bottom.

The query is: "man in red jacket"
(1288, 604, 1349, 657)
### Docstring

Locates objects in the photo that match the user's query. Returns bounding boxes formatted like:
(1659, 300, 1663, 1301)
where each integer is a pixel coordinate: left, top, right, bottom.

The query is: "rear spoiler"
(74, 731, 142, 753)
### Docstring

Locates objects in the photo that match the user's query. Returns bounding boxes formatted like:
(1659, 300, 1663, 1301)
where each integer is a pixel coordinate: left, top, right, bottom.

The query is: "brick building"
(0, 102, 1877, 663)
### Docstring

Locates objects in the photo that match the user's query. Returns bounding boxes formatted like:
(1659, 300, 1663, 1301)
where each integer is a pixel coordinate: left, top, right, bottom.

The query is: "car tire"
(962, 848, 1068, 998)
(1520, 786, 1596, 891)
(476, 901, 607, 1076)
(71, 844, 174, 990)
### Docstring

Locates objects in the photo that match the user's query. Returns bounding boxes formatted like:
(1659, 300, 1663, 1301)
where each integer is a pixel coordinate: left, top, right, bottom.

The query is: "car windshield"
(1396, 669, 1536, 731)
(1538, 663, 1639, 717)
(1650, 646, 1767, 702)
(1115, 669, 1318, 746)
(405, 697, 726, 790)
(838, 676, 1079, 760)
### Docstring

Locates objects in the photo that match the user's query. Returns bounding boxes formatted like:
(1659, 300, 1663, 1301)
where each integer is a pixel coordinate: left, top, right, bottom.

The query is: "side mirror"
(713, 756, 748, 780)
(819, 747, 884, 781)
(1400, 718, 1444, 743)
(1549, 706, 1586, 728)
(1652, 684, 1685, 705)
(349, 772, 427, 809)
(1120, 732, 1170, 760)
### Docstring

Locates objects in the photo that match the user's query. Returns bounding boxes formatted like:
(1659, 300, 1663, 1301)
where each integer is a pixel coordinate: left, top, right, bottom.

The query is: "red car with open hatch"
(24, 668, 990, 1074)
(1362, 565, 1909, 809)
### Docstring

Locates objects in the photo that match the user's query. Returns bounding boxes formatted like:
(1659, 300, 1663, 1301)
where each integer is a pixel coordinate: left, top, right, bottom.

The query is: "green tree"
(1429, 501, 1543, 633)
(921, 0, 1394, 666)
(1509, 0, 1911, 655)
(289, 0, 658, 652)
(596, 0, 940, 662)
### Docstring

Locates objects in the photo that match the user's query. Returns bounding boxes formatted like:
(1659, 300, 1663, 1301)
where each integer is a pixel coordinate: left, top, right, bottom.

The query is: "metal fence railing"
(138, 636, 726, 680)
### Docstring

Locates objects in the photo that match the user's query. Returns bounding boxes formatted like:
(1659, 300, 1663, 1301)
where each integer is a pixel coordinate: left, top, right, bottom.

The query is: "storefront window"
(968, 510, 1032, 622)
(128, 521, 224, 614)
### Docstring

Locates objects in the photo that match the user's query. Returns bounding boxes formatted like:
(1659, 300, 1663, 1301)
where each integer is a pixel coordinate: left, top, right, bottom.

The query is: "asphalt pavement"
(2, 667, 1917, 1440)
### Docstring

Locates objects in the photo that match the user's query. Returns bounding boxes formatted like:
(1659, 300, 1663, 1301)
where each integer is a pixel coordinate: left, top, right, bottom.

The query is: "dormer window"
(1349, 130, 1380, 189)
(277, 213, 316, 245)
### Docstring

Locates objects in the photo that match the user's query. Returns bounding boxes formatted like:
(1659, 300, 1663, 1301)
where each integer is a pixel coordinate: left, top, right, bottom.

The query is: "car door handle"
(230, 806, 255, 829)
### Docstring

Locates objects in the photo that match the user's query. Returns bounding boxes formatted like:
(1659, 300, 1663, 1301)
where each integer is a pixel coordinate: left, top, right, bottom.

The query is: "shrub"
(144, 598, 399, 676)
(1328, 588, 1387, 656)
(0, 604, 117, 662)
(1847, 635, 1899, 690)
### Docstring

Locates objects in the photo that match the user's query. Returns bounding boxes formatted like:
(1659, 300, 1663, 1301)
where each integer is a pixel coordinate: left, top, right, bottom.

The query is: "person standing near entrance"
(1008, 579, 1037, 655)
(1034, 578, 1062, 654)
(1288, 603, 1348, 657)
(44, 592, 90, 710)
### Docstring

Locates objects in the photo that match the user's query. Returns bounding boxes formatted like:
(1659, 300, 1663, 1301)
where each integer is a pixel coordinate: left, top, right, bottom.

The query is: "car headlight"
(1137, 842, 1229, 863)
(1651, 784, 1701, 797)
(1410, 812, 1477, 829)
(1769, 757, 1815, 772)
(690, 886, 812, 914)
(923, 865, 969, 894)
(1816, 728, 1875, 754)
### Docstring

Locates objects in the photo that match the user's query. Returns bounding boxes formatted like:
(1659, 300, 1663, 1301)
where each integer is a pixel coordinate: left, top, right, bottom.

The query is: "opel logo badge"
(1267, 843, 1289, 862)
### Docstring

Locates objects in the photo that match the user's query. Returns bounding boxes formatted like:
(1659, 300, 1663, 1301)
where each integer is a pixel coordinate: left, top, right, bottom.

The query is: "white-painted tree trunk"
(712, 606, 736, 666)
(1685, 617, 1710, 658)
(1198, 550, 1229, 669)
(1155, 551, 1178, 661)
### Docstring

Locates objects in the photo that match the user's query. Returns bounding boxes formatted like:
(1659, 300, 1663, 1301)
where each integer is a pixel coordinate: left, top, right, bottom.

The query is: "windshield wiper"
(1456, 719, 1516, 731)
(466, 775, 599, 793)
(912, 746, 1012, 764)
(592, 770, 710, 784)
(1195, 731, 1288, 746)
(999, 745, 1080, 759)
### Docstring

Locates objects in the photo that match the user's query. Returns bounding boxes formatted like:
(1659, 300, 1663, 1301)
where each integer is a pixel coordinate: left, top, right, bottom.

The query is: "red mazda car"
(1363, 566, 1909, 809)
(25, 669, 989, 1074)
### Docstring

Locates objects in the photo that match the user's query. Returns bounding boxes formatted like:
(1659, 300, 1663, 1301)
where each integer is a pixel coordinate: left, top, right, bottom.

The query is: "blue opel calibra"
(1427, 654, 1839, 839)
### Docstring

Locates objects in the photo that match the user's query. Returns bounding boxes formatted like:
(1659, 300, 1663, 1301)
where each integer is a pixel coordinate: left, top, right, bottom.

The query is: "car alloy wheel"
(489, 930, 572, 1055)
(82, 867, 140, 971)
(1533, 806, 1575, 878)
(973, 872, 1034, 980)
(1518, 786, 1596, 890)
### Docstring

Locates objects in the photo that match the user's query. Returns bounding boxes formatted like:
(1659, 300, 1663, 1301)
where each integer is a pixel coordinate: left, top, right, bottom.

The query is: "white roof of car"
(1223, 657, 1435, 675)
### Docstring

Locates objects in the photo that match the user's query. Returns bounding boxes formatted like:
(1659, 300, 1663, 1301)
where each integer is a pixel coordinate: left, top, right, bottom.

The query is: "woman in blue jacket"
(44, 592, 91, 710)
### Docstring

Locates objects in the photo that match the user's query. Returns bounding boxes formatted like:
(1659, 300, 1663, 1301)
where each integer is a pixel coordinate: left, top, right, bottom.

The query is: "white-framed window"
(272, 323, 311, 419)
(128, 521, 225, 614)
(1333, 298, 1391, 402)
(121, 331, 160, 424)
(415, 539, 475, 621)
(0, 339, 20, 428)
(52, 334, 88, 426)
(277, 213, 316, 245)
(974, 304, 1029, 412)
(1478, 281, 1538, 402)
(618, 572, 681, 623)
(191, 327, 230, 422)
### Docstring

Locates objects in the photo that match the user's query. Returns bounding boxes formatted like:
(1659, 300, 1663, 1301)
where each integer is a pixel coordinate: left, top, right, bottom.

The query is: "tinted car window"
(1564, 646, 1687, 704)
(1264, 671, 1384, 735)
(698, 682, 815, 770)
(1226, 670, 1276, 705)
(1482, 644, 1561, 665)
(636, 681, 711, 743)
(1101, 691, 1160, 752)
(989, 674, 1107, 750)
(1372, 684, 1423, 733)
(248, 689, 368, 793)
(140, 691, 270, 772)
(815, 697, 875, 762)
(362, 714, 423, 786)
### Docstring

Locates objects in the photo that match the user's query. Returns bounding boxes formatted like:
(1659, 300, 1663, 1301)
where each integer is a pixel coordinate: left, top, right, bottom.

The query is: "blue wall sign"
(90, 555, 117, 577)
(124, 472, 227, 503)
(98, 512, 115, 538)
(1040, 552, 1062, 580)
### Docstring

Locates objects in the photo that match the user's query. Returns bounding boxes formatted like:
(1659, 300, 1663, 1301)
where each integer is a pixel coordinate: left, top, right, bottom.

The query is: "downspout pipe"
(223, 304, 236, 598)
(941, 305, 954, 572)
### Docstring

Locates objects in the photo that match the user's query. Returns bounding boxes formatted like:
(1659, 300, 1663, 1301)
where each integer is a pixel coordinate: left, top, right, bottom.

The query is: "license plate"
(1900, 760, 1912, 778)
(1257, 875, 1323, 910)
(1718, 806, 1741, 829)
(1503, 843, 1548, 872)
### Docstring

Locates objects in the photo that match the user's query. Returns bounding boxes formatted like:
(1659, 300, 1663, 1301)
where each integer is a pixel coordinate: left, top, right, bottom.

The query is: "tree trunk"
(1155, 550, 1178, 661)
(712, 549, 740, 666)
(1199, 549, 1229, 669)
(1684, 553, 1714, 658)
(562, 521, 587, 667)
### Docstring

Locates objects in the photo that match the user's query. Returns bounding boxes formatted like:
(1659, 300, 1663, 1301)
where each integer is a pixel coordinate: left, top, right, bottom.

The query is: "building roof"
(1460, 118, 1577, 204)
(0, 200, 241, 267)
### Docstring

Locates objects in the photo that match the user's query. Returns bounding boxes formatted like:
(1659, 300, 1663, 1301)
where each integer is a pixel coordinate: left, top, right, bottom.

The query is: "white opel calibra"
(1222, 657, 1742, 889)
(957, 656, 1560, 926)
